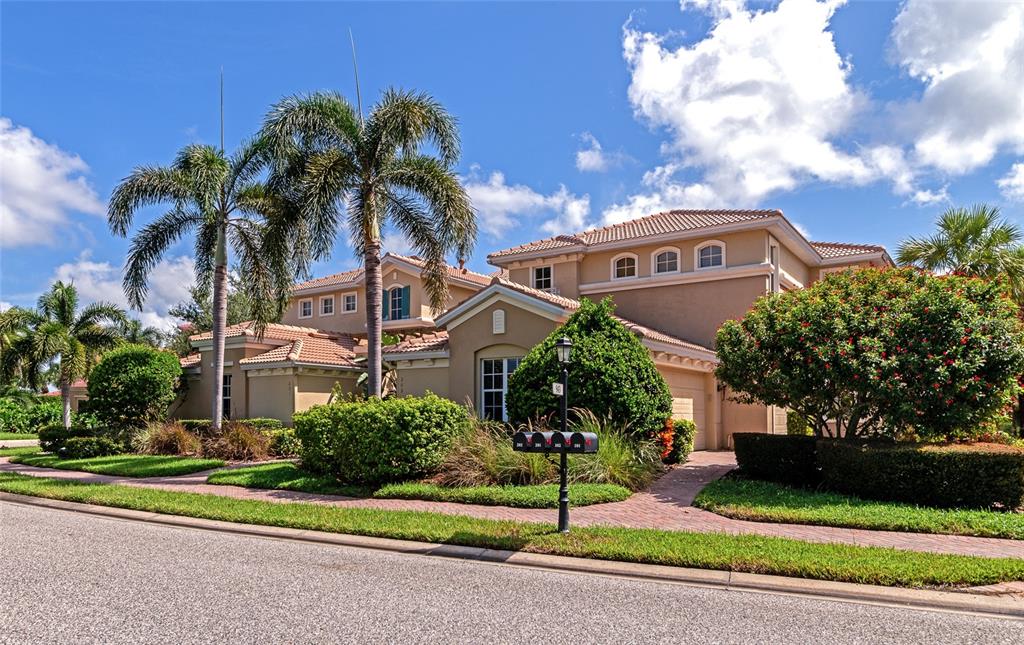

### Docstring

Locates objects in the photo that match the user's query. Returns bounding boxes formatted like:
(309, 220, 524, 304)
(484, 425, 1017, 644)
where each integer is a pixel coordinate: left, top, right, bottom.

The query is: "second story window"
(343, 293, 357, 312)
(320, 296, 334, 316)
(299, 299, 313, 319)
(655, 250, 678, 274)
(382, 286, 411, 320)
(697, 242, 725, 269)
(613, 255, 637, 279)
(533, 266, 552, 291)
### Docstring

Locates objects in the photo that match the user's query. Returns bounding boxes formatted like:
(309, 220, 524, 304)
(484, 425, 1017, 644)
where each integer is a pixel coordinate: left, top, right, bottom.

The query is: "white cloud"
(0, 118, 104, 248)
(909, 186, 950, 206)
(463, 170, 591, 236)
(998, 163, 1024, 202)
(891, 1, 1024, 174)
(575, 133, 628, 173)
(381, 231, 415, 256)
(51, 253, 195, 331)
(0, 301, 11, 313)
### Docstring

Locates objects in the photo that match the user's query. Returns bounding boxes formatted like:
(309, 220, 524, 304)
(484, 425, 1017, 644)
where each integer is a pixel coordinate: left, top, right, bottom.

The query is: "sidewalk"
(3, 452, 1023, 559)
(0, 439, 39, 448)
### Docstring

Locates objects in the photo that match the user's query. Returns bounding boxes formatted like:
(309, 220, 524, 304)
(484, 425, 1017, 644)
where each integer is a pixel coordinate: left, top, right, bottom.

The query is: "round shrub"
(38, 422, 95, 454)
(666, 418, 697, 465)
(0, 399, 30, 433)
(268, 428, 301, 457)
(60, 436, 122, 459)
(87, 344, 182, 440)
(294, 394, 468, 484)
(716, 268, 1024, 440)
(507, 297, 672, 438)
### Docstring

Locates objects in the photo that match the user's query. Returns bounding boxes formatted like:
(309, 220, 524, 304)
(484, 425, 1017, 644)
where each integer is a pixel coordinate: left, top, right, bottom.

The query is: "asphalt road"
(1, 502, 1021, 644)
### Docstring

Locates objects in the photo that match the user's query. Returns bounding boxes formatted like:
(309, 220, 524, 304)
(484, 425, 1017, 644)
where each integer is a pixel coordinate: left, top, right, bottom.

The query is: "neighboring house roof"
(239, 333, 361, 369)
(382, 330, 449, 355)
(488, 209, 779, 260)
(810, 241, 888, 259)
(189, 321, 321, 343)
(179, 353, 201, 369)
(291, 253, 492, 293)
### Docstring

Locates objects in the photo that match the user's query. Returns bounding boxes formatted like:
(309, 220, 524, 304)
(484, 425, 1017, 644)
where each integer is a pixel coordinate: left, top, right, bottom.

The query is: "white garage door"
(661, 367, 707, 451)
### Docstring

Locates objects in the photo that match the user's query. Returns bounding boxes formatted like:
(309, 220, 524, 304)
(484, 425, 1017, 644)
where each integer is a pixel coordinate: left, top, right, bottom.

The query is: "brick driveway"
(3, 452, 1023, 559)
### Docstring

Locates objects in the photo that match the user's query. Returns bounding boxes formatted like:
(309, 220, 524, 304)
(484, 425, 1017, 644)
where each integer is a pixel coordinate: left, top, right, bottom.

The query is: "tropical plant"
(108, 138, 301, 429)
(897, 204, 1024, 304)
(716, 268, 1024, 440)
(261, 89, 476, 396)
(0, 282, 126, 428)
(0, 306, 44, 390)
(87, 344, 182, 443)
(118, 318, 164, 347)
(507, 297, 673, 438)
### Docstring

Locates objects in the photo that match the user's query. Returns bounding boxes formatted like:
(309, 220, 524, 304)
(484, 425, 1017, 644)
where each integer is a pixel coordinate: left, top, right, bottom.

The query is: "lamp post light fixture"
(555, 337, 572, 533)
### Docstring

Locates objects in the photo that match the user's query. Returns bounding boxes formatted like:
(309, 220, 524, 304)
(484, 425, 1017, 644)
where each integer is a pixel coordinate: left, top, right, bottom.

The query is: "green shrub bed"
(732, 433, 819, 486)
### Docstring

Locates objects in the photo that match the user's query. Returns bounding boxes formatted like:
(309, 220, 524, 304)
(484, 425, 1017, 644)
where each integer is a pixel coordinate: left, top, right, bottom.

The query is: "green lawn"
(10, 454, 225, 478)
(694, 478, 1024, 540)
(0, 432, 37, 441)
(0, 472, 1022, 588)
(206, 462, 631, 508)
(0, 446, 41, 458)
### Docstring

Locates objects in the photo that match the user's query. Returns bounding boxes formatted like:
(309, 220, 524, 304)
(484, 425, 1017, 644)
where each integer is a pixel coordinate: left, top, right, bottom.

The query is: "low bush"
(294, 394, 468, 484)
(268, 428, 301, 458)
(24, 399, 63, 431)
(60, 436, 122, 459)
(87, 345, 181, 442)
(786, 410, 811, 436)
(178, 419, 213, 435)
(817, 440, 1024, 510)
(666, 418, 697, 465)
(567, 411, 663, 490)
(0, 399, 30, 433)
(139, 421, 202, 456)
(242, 418, 284, 432)
(202, 421, 271, 462)
(38, 422, 96, 454)
(732, 433, 819, 486)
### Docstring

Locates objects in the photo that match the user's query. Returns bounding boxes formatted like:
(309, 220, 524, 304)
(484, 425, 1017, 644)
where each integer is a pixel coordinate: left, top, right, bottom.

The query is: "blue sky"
(2, 0, 1023, 329)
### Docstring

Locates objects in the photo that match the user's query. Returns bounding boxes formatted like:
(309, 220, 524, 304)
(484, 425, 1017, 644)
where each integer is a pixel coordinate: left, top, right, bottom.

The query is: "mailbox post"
(554, 337, 572, 533)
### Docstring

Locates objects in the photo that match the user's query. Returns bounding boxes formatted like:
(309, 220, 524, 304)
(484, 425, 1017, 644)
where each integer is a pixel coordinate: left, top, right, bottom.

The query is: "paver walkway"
(3, 452, 1023, 559)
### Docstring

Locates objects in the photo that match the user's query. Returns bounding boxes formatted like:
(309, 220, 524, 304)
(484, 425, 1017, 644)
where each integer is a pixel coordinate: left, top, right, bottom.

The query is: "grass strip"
(374, 481, 630, 508)
(207, 462, 631, 508)
(694, 478, 1024, 540)
(10, 454, 224, 478)
(0, 447, 41, 458)
(0, 433, 37, 441)
(1, 472, 1022, 588)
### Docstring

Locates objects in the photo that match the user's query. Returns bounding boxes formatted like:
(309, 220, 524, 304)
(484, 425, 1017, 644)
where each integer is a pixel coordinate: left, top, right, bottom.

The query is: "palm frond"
(123, 209, 203, 309)
(262, 92, 361, 155)
(366, 88, 460, 166)
(74, 302, 128, 334)
(107, 166, 191, 236)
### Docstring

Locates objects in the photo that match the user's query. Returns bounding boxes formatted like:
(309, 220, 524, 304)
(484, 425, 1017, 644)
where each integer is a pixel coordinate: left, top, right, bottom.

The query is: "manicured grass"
(375, 482, 631, 508)
(206, 462, 631, 508)
(0, 447, 41, 458)
(695, 478, 1024, 540)
(0, 432, 37, 441)
(207, 462, 372, 497)
(10, 454, 224, 478)
(0, 472, 1022, 588)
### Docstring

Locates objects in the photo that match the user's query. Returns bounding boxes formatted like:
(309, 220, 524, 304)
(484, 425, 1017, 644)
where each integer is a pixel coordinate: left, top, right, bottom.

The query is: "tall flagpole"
(349, 28, 363, 125)
(219, 66, 225, 153)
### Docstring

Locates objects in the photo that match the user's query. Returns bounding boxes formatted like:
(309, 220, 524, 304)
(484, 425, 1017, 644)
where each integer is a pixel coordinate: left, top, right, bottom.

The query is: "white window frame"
(610, 253, 639, 280)
(651, 246, 681, 275)
(341, 292, 357, 313)
(532, 265, 553, 291)
(298, 298, 313, 319)
(222, 374, 232, 420)
(319, 295, 335, 316)
(480, 357, 521, 422)
(768, 242, 780, 293)
(694, 240, 726, 271)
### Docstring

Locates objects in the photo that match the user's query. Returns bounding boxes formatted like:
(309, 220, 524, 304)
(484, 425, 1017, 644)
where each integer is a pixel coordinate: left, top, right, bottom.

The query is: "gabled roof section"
(382, 330, 449, 355)
(387, 253, 493, 286)
(180, 353, 201, 369)
(239, 333, 361, 369)
(810, 241, 889, 260)
(437, 277, 716, 361)
(292, 268, 363, 292)
(291, 253, 492, 294)
(488, 210, 779, 260)
(189, 321, 320, 343)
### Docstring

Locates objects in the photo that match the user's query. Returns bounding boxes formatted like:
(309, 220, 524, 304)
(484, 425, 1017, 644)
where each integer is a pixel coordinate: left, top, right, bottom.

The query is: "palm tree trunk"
(210, 222, 229, 430)
(60, 377, 72, 430)
(364, 239, 383, 397)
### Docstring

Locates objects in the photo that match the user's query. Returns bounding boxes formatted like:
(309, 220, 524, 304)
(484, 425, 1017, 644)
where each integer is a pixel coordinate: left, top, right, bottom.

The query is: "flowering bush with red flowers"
(715, 268, 1024, 441)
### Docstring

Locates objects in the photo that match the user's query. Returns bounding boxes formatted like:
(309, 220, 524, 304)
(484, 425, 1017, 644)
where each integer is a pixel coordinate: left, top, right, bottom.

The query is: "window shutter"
(382, 289, 390, 321)
(401, 285, 411, 319)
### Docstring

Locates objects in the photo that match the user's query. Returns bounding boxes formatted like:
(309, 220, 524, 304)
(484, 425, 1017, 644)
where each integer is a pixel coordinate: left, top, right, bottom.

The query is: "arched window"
(652, 247, 680, 274)
(382, 285, 411, 320)
(611, 253, 638, 280)
(695, 241, 725, 270)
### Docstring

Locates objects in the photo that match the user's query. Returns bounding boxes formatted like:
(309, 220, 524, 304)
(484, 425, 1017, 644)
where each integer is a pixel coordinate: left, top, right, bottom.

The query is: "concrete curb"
(2, 491, 1022, 619)
(0, 439, 38, 448)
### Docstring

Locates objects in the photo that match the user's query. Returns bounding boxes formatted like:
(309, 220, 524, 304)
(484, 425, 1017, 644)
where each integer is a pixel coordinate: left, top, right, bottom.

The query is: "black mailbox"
(550, 431, 567, 450)
(512, 431, 531, 451)
(568, 432, 598, 454)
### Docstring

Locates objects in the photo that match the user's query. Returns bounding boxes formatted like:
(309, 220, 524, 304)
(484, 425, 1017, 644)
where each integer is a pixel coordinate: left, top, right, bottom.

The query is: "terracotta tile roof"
(189, 321, 321, 342)
(240, 332, 360, 368)
(488, 209, 780, 260)
(292, 253, 492, 292)
(810, 241, 888, 259)
(382, 330, 449, 355)
(179, 353, 200, 368)
(388, 253, 493, 286)
(492, 278, 714, 356)
(292, 268, 363, 291)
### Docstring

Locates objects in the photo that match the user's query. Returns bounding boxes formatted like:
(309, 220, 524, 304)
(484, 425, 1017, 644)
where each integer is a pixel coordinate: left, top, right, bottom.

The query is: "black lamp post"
(554, 336, 572, 533)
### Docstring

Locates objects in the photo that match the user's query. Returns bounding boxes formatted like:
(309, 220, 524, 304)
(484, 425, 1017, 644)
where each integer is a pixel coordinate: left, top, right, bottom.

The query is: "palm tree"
(1, 282, 125, 428)
(118, 318, 164, 347)
(897, 204, 1024, 303)
(0, 306, 42, 390)
(261, 89, 476, 396)
(108, 139, 300, 429)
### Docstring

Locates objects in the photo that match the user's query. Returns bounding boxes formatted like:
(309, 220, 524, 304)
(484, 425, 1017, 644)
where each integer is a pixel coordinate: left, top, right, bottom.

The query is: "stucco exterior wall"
(508, 260, 581, 298)
(776, 237, 811, 287)
(658, 364, 709, 450)
(395, 364, 451, 399)
(246, 373, 296, 422)
(295, 373, 357, 412)
(182, 344, 275, 420)
(587, 275, 767, 349)
(169, 374, 203, 419)
(721, 393, 769, 447)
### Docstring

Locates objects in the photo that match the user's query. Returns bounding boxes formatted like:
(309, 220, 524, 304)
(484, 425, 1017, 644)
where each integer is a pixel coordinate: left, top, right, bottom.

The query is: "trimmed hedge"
(87, 345, 181, 440)
(667, 418, 697, 465)
(38, 423, 95, 454)
(732, 433, 819, 486)
(293, 394, 468, 484)
(61, 436, 121, 459)
(818, 441, 1024, 510)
